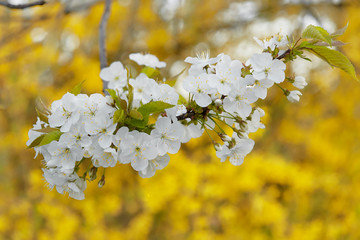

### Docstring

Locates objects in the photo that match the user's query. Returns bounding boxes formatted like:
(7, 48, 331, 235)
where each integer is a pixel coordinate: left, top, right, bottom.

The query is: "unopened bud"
(219, 133, 232, 142)
(214, 142, 222, 151)
(89, 167, 97, 181)
(98, 175, 105, 188)
(214, 99, 222, 107)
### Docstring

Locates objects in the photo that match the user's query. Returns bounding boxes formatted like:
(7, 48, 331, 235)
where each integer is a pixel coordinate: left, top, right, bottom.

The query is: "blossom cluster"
(28, 36, 311, 200)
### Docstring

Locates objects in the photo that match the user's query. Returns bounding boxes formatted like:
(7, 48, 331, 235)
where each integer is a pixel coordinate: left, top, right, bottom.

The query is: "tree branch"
(277, 49, 291, 60)
(0, 0, 46, 9)
(99, 0, 112, 92)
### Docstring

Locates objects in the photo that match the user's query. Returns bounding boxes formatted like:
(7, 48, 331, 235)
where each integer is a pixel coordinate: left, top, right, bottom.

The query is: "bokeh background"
(1, 0, 360, 239)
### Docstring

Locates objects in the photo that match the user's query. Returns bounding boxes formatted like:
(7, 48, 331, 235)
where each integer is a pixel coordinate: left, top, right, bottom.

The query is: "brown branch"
(0, 0, 46, 9)
(277, 49, 291, 60)
(99, 0, 112, 92)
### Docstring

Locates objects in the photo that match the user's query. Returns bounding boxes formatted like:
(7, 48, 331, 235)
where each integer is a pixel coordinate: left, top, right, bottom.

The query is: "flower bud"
(214, 99, 222, 107)
(89, 167, 97, 181)
(219, 133, 232, 142)
(214, 142, 222, 151)
(287, 90, 302, 103)
(98, 175, 105, 188)
(293, 76, 307, 89)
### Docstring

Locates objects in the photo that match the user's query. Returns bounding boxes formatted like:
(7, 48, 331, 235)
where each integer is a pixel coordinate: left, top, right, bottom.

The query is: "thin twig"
(99, 0, 112, 92)
(277, 49, 291, 60)
(0, 0, 46, 9)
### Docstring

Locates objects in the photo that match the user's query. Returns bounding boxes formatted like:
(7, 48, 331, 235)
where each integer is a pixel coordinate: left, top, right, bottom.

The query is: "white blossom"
(48, 93, 81, 132)
(120, 131, 158, 171)
(130, 53, 166, 68)
(293, 76, 307, 89)
(139, 154, 170, 178)
(247, 52, 286, 83)
(151, 117, 183, 155)
(183, 73, 217, 107)
(185, 52, 224, 68)
(100, 61, 128, 89)
(287, 90, 302, 102)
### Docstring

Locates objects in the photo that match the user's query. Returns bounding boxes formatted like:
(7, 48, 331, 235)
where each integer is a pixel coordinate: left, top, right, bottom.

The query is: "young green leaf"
(38, 130, 63, 146)
(305, 45, 358, 81)
(138, 101, 174, 117)
(141, 67, 160, 78)
(113, 109, 125, 123)
(302, 25, 332, 46)
(330, 23, 348, 38)
(70, 80, 85, 95)
(119, 99, 127, 112)
(35, 98, 50, 123)
(106, 89, 120, 108)
(129, 109, 143, 120)
(27, 134, 45, 148)
(34, 127, 60, 133)
(124, 117, 148, 128)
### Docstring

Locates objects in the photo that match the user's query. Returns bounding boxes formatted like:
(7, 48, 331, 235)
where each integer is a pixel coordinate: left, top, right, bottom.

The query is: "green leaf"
(127, 83, 134, 110)
(302, 25, 332, 46)
(124, 117, 148, 128)
(113, 109, 125, 123)
(35, 98, 50, 123)
(138, 101, 174, 117)
(330, 23, 348, 38)
(305, 45, 358, 81)
(141, 67, 160, 78)
(106, 89, 120, 108)
(34, 127, 60, 133)
(38, 130, 63, 146)
(119, 99, 127, 112)
(27, 134, 45, 148)
(314, 40, 346, 47)
(70, 80, 85, 95)
(129, 109, 143, 120)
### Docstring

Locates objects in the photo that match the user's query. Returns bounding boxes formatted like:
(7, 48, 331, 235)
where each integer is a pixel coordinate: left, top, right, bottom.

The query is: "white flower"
(139, 154, 170, 178)
(165, 105, 186, 122)
(59, 123, 92, 148)
(129, 53, 166, 68)
(44, 169, 87, 200)
(151, 117, 183, 155)
(130, 73, 158, 105)
(247, 52, 286, 83)
(99, 61, 128, 89)
(254, 34, 288, 51)
(27, 117, 48, 158)
(151, 83, 179, 105)
(245, 108, 265, 133)
(46, 141, 84, 170)
(211, 55, 243, 95)
(120, 131, 158, 171)
(82, 93, 114, 120)
(223, 77, 257, 118)
(181, 123, 204, 143)
(185, 52, 224, 68)
(293, 76, 307, 89)
(247, 75, 274, 99)
(183, 73, 217, 107)
(92, 147, 117, 168)
(84, 114, 116, 148)
(216, 133, 255, 166)
(43, 168, 72, 189)
(48, 93, 81, 132)
(287, 90, 302, 102)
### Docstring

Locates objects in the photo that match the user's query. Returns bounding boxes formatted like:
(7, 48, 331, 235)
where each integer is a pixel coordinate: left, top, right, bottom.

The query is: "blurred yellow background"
(1, 0, 360, 239)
